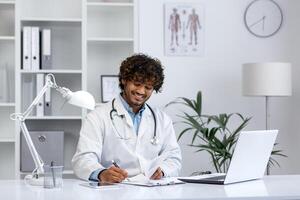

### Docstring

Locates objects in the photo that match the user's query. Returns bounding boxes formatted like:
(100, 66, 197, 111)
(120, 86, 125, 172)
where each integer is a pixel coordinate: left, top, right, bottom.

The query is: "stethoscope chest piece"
(150, 136, 159, 145)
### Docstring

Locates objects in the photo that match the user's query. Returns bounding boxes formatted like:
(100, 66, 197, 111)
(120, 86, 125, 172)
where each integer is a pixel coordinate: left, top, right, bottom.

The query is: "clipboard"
(121, 177, 185, 187)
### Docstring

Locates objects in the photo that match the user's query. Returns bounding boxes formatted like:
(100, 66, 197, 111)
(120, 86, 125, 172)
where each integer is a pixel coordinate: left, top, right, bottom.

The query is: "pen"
(111, 160, 120, 168)
(50, 161, 56, 188)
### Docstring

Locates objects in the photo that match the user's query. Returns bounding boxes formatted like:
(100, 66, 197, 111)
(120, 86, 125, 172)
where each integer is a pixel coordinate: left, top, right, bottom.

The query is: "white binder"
(36, 74, 44, 117)
(31, 27, 40, 70)
(0, 66, 8, 102)
(42, 29, 52, 69)
(44, 84, 51, 115)
(22, 27, 32, 70)
(22, 76, 35, 115)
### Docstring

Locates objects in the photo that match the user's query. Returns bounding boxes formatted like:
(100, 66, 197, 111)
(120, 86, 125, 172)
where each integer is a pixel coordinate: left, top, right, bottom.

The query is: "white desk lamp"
(10, 74, 95, 185)
(242, 62, 292, 130)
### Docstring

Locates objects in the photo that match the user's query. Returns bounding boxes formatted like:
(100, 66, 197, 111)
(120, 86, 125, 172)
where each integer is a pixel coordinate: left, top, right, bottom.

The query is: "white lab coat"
(72, 97, 182, 181)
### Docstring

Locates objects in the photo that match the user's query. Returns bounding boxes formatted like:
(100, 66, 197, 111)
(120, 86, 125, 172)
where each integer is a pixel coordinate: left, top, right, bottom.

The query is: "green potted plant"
(167, 91, 286, 174)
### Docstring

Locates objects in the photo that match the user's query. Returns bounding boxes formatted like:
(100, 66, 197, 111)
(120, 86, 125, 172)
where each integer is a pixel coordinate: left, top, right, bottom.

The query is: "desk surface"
(1, 175, 300, 200)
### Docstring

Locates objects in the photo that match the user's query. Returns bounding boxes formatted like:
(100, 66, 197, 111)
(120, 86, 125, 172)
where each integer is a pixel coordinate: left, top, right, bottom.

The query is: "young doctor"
(72, 54, 182, 183)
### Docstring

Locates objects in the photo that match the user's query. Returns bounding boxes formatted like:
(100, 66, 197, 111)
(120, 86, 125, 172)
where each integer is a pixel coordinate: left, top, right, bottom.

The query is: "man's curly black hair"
(119, 54, 165, 93)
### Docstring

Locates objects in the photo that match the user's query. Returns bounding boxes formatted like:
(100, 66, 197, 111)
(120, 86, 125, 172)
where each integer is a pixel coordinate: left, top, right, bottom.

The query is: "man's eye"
(134, 82, 142, 86)
(145, 86, 153, 90)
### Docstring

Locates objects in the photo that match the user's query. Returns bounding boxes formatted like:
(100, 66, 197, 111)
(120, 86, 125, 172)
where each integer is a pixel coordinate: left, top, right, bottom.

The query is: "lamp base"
(24, 174, 44, 186)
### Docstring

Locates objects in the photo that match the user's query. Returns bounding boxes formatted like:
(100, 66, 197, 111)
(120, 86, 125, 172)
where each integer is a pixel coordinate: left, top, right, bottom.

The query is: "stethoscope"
(110, 98, 159, 145)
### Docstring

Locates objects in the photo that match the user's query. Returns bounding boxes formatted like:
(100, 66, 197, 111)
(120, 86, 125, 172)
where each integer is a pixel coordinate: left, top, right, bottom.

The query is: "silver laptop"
(179, 130, 278, 185)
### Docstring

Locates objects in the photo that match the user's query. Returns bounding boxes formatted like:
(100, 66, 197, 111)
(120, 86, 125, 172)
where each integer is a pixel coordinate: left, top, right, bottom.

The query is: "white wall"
(138, 0, 300, 176)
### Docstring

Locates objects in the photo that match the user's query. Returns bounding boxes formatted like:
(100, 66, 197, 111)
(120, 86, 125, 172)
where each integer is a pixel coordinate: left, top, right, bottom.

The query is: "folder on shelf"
(0, 66, 8, 102)
(44, 83, 52, 115)
(22, 26, 32, 70)
(22, 76, 35, 114)
(36, 74, 44, 117)
(41, 29, 52, 69)
(31, 27, 40, 70)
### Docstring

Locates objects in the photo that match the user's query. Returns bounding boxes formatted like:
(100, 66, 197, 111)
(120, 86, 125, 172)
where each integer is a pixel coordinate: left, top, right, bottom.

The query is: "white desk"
(1, 175, 299, 200)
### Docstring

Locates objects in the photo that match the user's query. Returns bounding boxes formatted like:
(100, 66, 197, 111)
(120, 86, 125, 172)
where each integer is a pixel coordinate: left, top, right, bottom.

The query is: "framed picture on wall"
(100, 75, 120, 103)
(164, 3, 205, 56)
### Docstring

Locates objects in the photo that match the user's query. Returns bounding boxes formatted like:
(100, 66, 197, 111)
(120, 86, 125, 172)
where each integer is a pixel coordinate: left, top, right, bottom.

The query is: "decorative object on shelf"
(244, 0, 283, 38)
(10, 74, 95, 186)
(242, 62, 290, 174)
(101, 75, 120, 103)
(0, 63, 9, 102)
(166, 91, 251, 173)
(164, 3, 204, 56)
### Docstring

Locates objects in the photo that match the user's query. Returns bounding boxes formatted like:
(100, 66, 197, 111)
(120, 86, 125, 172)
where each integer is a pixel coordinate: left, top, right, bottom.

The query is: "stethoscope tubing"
(110, 98, 158, 145)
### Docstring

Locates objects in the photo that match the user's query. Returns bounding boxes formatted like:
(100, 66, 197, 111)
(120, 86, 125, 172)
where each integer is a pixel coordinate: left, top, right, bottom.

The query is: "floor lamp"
(242, 62, 292, 174)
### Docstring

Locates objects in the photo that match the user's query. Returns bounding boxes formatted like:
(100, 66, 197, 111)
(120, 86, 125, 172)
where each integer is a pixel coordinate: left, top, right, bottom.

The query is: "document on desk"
(121, 174, 184, 187)
(143, 155, 166, 178)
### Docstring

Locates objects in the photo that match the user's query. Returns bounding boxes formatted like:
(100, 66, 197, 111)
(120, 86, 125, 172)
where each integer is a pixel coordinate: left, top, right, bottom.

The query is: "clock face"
(244, 0, 283, 38)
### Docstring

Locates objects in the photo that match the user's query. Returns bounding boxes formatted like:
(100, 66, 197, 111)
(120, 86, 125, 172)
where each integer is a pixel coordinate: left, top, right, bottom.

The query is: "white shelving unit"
(0, 0, 15, 179)
(15, 0, 83, 179)
(0, 0, 137, 180)
(85, 0, 136, 103)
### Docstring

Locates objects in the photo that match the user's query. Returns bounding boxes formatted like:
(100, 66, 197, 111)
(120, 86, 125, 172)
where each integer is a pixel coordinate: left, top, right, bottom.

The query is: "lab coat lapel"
(114, 97, 134, 128)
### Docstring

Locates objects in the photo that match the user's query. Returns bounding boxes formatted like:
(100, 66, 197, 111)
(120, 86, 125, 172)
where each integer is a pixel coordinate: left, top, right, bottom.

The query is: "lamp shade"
(67, 90, 95, 110)
(242, 62, 292, 96)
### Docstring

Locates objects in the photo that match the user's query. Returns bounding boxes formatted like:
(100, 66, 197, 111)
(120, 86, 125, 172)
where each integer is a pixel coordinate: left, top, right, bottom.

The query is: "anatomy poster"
(164, 3, 204, 56)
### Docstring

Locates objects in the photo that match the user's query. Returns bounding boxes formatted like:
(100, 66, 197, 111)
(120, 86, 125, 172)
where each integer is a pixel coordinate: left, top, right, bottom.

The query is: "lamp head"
(64, 89, 95, 110)
(242, 62, 292, 97)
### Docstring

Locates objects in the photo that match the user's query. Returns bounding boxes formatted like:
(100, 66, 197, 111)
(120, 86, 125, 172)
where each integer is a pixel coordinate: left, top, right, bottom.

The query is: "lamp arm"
(20, 121, 44, 174)
(10, 74, 57, 177)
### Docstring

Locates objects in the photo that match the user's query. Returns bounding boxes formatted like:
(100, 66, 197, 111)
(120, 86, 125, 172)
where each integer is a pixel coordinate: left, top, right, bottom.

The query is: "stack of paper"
(122, 174, 184, 187)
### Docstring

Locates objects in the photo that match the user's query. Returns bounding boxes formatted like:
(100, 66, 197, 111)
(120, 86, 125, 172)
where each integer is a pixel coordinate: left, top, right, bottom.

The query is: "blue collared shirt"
(89, 95, 146, 181)
(119, 94, 146, 135)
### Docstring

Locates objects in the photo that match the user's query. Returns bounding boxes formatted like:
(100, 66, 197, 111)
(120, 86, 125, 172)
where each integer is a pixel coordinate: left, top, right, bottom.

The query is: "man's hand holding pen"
(150, 167, 163, 180)
(98, 160, 128, 183)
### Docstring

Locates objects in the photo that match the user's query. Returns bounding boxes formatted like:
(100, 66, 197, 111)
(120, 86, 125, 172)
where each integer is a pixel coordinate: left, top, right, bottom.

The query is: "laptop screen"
(224, 130, 278, 184)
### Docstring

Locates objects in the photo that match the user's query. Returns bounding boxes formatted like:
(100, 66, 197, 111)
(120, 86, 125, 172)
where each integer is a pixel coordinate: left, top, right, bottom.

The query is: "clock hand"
(262, 16, 266, 31)
(249, 16, 265, 28)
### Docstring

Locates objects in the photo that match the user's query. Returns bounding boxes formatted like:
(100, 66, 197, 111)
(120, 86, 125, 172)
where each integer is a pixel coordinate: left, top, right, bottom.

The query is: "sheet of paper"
(122, 174, 184, 187)
(144, 157, 164, 178)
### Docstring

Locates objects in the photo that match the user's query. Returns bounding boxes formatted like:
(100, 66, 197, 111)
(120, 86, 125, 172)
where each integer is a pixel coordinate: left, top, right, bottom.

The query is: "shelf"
(20, 69, 82, 74)
(20, 170, 74, 175)
(87, 2, 133, 7)
(87, 4, 133, 38)
(0, 1, 15, 5)
(0, 138, 14, 143)
(0, 36, 14, 40)
(0, 102, 15, 107)
(21, 18, 82, 23)
(26, 116, 82, 120)
(87, 37, 133, 42)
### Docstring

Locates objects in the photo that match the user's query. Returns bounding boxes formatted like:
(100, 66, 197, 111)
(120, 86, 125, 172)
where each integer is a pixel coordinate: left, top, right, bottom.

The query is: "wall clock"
(244, 0, 283, 38)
